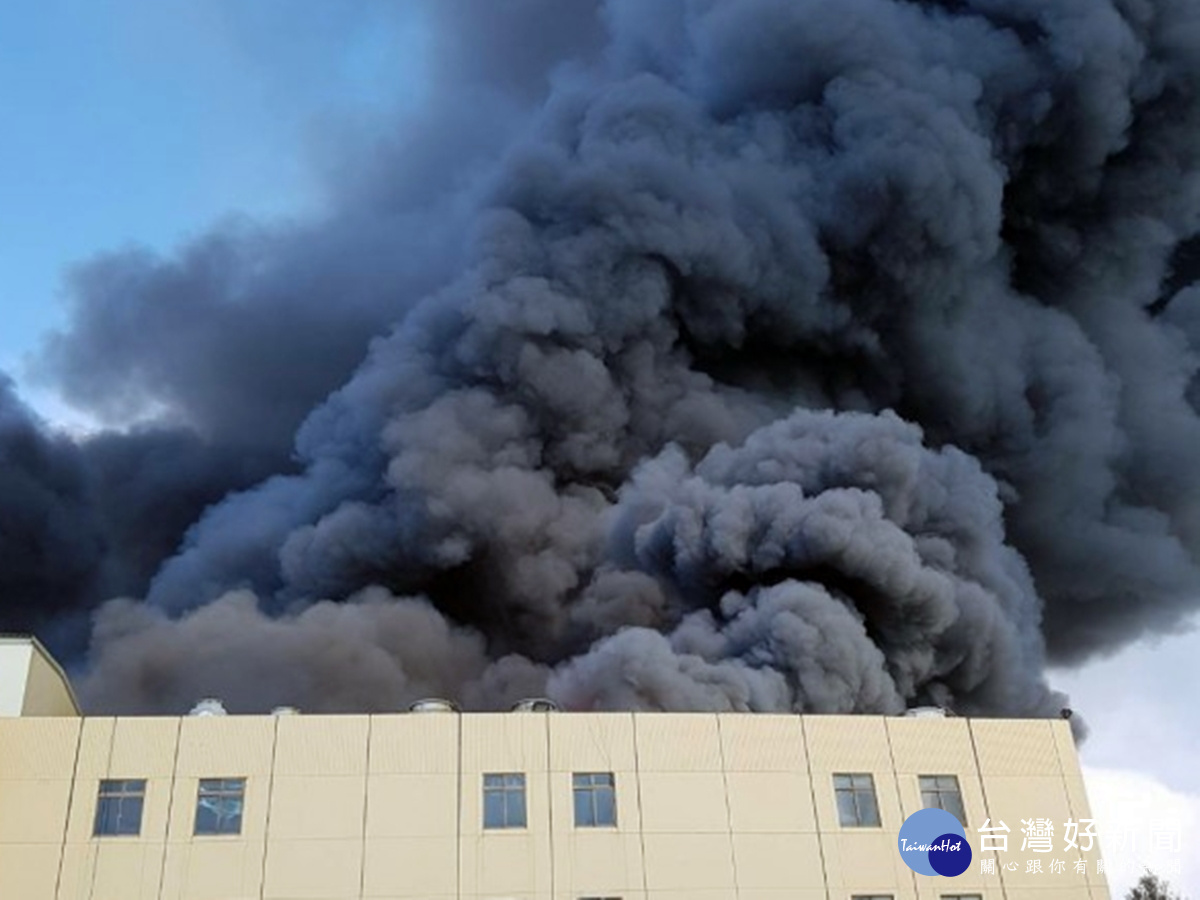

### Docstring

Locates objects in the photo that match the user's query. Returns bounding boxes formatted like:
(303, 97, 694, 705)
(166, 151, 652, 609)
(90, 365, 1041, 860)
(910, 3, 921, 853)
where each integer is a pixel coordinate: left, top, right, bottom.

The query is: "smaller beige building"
(0, 635, 80, 717)
(0, 636, 1109, 900)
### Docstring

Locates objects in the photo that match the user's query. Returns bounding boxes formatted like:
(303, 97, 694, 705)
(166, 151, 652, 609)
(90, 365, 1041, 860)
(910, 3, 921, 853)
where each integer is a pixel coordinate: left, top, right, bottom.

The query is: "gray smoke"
(0, 378, 105, 642)
(0, 377, 274, 654)
(11, 0, 1200, 724)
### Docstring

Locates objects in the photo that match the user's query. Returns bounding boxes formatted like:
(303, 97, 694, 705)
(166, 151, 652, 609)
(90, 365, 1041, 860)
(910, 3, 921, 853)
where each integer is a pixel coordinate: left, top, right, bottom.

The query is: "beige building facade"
(0, 635, 80, 718)
(0, 637, 1109, 900)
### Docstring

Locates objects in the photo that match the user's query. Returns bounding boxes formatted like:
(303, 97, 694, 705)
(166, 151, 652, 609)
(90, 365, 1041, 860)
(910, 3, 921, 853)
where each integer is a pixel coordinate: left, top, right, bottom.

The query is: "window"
(579, 897, 621, 900)
(920, 775, 966, 823)
(93, 779, 146, 836)
(851, 896, 894, 900)
(483, 773, 527, 828)
(834, 773, 881, 827)
(573, 772, 616, 827)
(194, 778, 245, 835)
(941, 896, 982, 900)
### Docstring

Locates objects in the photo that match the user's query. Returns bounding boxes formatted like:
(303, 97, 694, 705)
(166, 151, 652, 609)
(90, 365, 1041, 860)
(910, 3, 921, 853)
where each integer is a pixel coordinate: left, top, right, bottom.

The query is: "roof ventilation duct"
(903, 706, 948, 718)
(511, 698, 559, 712)
(408, 698, 460, 713)
(189, 698, 227, 716)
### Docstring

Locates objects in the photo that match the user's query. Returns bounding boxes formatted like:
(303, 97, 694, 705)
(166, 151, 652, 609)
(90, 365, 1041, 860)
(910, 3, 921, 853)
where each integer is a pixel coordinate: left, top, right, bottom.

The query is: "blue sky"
(1, 4, 1197, 896)
(0, 0, 424, 405)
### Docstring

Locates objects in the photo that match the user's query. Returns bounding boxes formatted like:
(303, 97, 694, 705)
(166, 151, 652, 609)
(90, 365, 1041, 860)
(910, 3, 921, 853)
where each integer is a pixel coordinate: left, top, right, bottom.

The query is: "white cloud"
(1083, 765, 1200, 899)
(1053, 630, 1200, 794)
(1050, 630, 1200, 896)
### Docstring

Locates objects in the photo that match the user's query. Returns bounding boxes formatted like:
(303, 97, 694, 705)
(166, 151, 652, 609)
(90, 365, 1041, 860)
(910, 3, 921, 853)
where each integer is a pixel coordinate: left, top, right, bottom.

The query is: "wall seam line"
(85, 718, 118, 900)
(456, 711, 463, 900)
(631, 713, 651, 900)
(799, 715, 832, 900)
(52, 718, 86, 900)
(1050, 719, 1103, 898)
(154, 716, 182, 900)
(882, 716, 920, 900)
(715, 714, 742, 900)
(967, 719, 1008, 900)
(258, 715, 280, 900)
(544, 713, 556, 900)
(359, 715, 373, 900)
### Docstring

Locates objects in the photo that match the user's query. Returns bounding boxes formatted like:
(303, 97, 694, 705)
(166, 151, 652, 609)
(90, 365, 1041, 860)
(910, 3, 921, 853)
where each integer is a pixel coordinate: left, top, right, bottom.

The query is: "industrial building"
(0, 635, 1109, 900)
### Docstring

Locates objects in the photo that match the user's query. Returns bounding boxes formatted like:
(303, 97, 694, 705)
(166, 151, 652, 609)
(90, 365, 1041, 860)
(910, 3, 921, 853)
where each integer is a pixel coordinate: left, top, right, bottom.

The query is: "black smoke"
(6, 0, 1200, 723)
(0, 378, 273, 655)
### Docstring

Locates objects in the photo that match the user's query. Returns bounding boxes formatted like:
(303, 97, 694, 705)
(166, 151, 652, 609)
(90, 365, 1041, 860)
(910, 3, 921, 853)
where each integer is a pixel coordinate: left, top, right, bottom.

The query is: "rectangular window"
(573, 772, 616, 827)
(834, 773, 881, 827)
(93, 779, 146, 836)
(920, 775, 966, 823)
(483, 773, 527, 829)
(851, 895, 894, 900)
(941, 896, 982, 900)
(194, 778, 245, 836)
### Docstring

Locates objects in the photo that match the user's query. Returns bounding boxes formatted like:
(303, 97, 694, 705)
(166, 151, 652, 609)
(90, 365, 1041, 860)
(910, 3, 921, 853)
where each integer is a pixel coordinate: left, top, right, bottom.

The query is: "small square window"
(94, 779, 146, 836)
(919, 774, 966, 823)
(483, 773, 527, 829)
(834, 773, 881, 827)
(573, 772, 616, 827)
(194, 778, 245, 836)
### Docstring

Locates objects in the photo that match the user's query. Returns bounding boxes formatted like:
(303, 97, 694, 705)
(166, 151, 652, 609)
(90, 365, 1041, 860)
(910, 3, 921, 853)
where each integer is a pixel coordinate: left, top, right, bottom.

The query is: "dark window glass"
(920, 775, 966, 823)
(573, 772, 616, 827)
(93, 779, 146, 836)
(194, 778, 245, 836)
(834, 773, 881, 827)
(483, 773, 527, 829)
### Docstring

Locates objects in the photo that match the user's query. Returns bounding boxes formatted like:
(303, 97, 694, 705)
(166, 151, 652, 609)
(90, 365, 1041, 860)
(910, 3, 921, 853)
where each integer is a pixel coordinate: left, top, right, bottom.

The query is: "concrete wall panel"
(370, 714, 459, 775)
(970, 720, 1061, 777)
(0, 718, 81, 779)
(268, 774, 365, 840)
(642, 833, 736, 891)
(262, 837, 363, 898)
(634, 715, 723, 772)
(725, 771, 817, 833)
(363, 836, 457, 896)
(638, 772, 729, 833)
(176, 717, 276, 777)
(718, 715, 806, 772)
(549, 712, 636, 773)
(273, 715, 369, 777)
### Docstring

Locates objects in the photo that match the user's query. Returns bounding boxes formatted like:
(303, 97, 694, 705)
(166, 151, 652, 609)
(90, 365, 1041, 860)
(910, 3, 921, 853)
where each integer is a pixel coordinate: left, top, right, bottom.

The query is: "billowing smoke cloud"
(0, 377, 273, 654)
(0, 378, 105, 641)
(10, 0, 1200, 724)
(83, 588, 549, 715)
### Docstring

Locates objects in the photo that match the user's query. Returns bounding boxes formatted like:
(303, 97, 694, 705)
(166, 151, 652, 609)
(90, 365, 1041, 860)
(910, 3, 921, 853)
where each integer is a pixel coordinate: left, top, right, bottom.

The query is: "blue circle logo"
(898, 808, 972, 876)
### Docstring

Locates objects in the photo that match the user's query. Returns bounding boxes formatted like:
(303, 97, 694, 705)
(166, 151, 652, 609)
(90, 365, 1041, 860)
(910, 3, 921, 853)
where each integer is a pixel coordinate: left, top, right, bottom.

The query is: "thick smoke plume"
(6, 0, 1200, 723)
(0, 377, 273, 654)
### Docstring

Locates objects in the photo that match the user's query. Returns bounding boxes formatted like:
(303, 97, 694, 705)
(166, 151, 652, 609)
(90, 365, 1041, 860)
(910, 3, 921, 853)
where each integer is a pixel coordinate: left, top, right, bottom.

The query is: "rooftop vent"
(189, 698, 227, 717)
(271, 706, 300, 716)
(904, 706, 948, 718)
(511, 697, 559, 712)
(408, 698, 460, 713)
